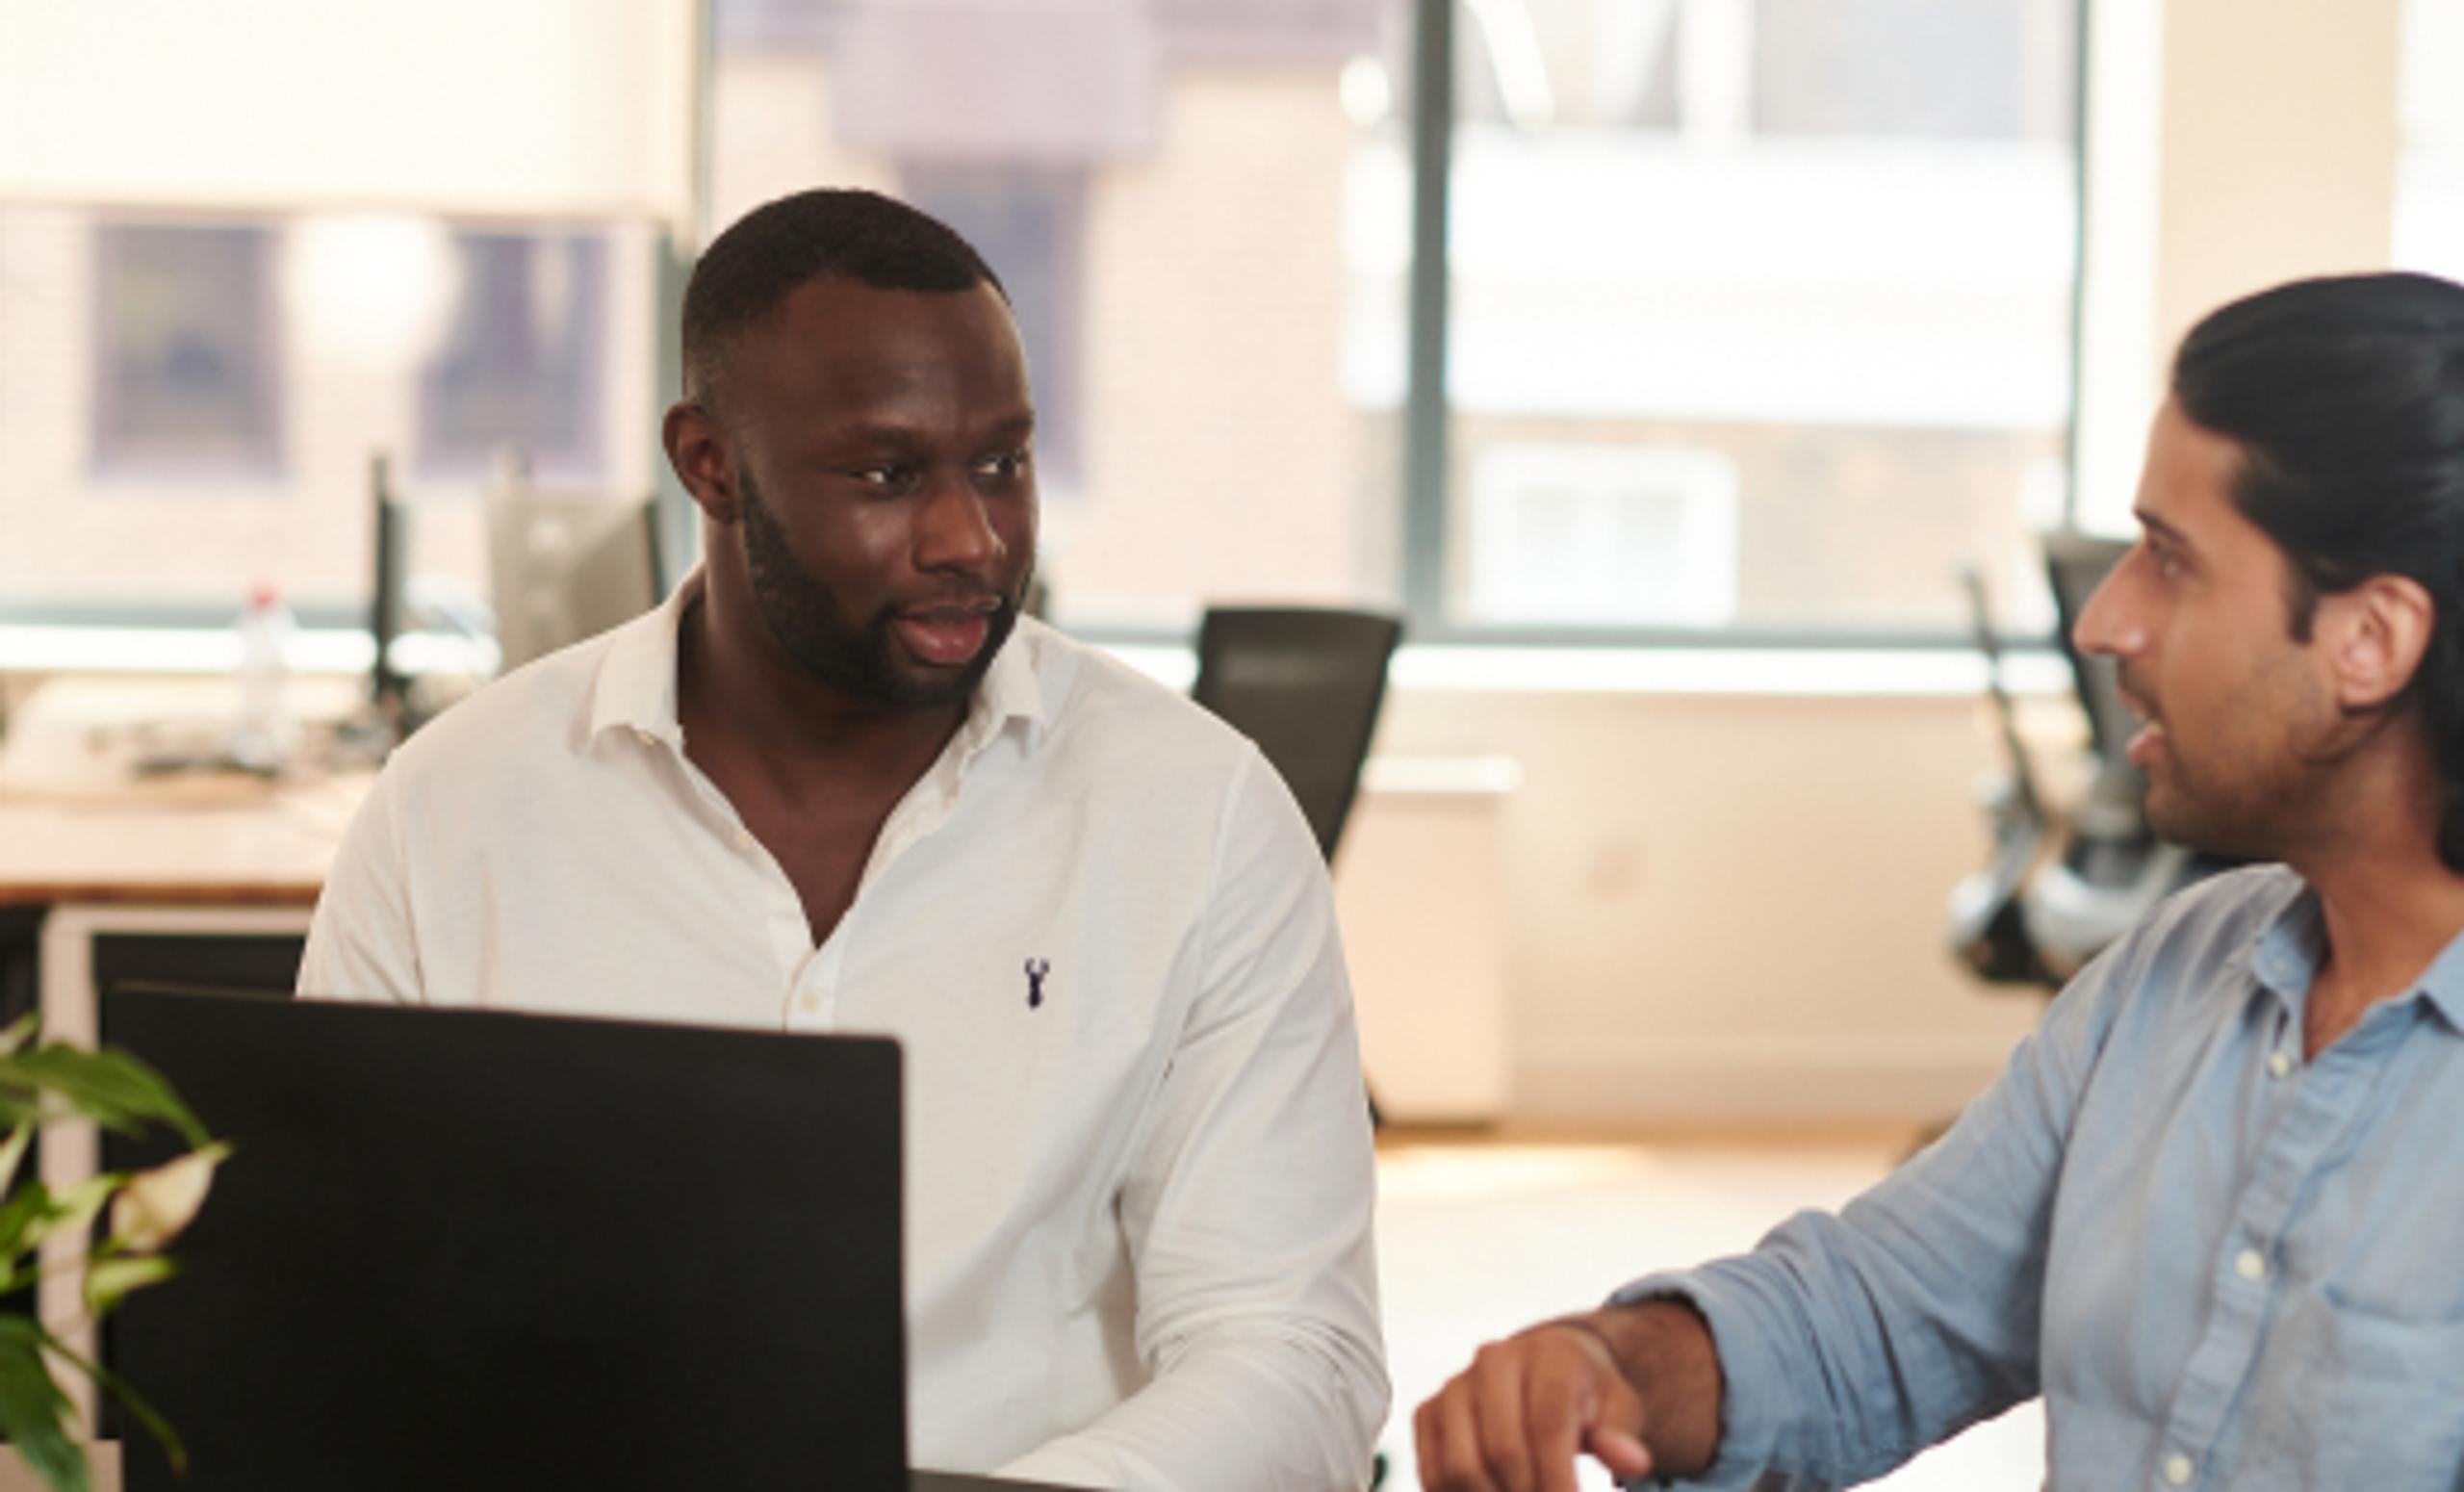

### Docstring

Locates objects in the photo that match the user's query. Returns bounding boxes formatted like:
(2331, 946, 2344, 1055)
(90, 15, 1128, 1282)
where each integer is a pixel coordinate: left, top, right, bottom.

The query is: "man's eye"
(853, 464, 911, 489)
(976, 450, 1032, 480)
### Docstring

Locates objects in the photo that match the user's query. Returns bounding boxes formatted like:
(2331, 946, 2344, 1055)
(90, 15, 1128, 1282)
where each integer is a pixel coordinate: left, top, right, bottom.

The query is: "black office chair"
(1189, 606, 1404, 865)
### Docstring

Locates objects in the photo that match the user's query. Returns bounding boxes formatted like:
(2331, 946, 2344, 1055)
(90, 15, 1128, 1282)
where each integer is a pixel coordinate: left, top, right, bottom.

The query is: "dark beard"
(738, 466, 1022, 709)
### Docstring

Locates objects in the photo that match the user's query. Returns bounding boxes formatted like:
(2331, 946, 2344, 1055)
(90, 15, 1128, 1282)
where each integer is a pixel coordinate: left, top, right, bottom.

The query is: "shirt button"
(2268, 1050, 2293, 1078)
(2235, 1248, 2267, 1282)
(797, 992, 822, 1016)
(633, 727, 656, 746)
(732, 829, 755, 852)
(2164, 1452, 2194, 1485)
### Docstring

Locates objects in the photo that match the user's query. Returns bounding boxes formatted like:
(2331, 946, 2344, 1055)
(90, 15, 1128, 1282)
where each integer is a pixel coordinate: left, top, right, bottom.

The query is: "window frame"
(1392, 0, 2092, 651)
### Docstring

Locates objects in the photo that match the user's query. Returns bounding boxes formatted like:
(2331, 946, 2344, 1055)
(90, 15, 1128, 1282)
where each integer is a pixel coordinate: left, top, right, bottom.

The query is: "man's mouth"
(892, 598, 1002, 668)
(2117, 681, 2166, 767)
(2125, 719, 2168, 768)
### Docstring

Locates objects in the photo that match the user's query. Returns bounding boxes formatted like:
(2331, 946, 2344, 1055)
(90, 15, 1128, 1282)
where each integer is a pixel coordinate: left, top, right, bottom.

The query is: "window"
(0, 207, 645, 624)
(90, 222, 283, 476)
(1751, 0, 2074, 140)
(2397, 0, 2464, 280)
(10, 1, 2084, 651)
(1404, 0, 2082, 637)
(1467, 443, 1738, 627)
(417, 232, 611, 484)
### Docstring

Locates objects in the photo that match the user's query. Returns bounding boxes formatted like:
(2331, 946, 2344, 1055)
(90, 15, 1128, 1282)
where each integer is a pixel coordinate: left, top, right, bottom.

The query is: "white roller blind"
(0, 0, 697, 225)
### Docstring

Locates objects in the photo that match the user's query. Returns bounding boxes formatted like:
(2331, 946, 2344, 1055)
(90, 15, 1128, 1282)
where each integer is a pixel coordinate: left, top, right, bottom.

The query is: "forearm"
(999, 1324, 1388, 1492)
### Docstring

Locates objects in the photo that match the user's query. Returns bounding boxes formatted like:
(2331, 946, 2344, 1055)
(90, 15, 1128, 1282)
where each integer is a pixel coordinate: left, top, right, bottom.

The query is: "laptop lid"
(101, 987, 907, 1492)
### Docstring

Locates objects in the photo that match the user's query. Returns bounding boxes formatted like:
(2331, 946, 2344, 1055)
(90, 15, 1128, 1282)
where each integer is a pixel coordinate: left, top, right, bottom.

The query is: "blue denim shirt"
(1621, 864, 2464, 1491)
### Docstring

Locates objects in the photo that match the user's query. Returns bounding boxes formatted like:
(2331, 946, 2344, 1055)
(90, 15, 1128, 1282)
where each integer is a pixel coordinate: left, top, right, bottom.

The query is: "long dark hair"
(2173, 271, 2464, 866)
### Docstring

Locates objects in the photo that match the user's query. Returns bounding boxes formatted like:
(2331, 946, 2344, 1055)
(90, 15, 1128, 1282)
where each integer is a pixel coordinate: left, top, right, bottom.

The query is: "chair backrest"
(2040, 530, 2136, 770)
(1191, 606, 1403, 863)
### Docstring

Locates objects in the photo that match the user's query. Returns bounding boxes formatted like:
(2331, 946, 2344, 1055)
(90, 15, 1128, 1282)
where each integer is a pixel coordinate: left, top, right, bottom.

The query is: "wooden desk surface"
(0, 678, 372, 907)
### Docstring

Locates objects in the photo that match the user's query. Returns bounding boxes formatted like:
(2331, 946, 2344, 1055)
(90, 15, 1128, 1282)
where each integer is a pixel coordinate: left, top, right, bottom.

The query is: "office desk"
(0, 675, 370, 909)
(0, 679, 368, 1094)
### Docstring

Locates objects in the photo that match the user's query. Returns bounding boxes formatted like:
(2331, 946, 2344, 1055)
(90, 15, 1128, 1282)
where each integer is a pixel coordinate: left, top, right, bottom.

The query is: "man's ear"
(662, 401, 740, 525)
(2322, 573, 2435, 712)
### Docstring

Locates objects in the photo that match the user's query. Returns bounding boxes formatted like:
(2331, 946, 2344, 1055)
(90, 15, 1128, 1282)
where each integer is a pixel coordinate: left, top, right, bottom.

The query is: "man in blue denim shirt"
(1416, 270, 2464, 1492)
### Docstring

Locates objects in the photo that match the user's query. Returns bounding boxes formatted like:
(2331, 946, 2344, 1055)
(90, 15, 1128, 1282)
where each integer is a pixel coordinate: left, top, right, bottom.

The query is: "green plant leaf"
(0, 1120, 32, 1203)
(0, 1173, 52, 1264)
(82, 1255, 178, 1316)
(0, 1045, 207, 1146)
(0, 1016, 38, 1061)
(36, 1328, 183, 1475)
(0, 1321, 90, 1492)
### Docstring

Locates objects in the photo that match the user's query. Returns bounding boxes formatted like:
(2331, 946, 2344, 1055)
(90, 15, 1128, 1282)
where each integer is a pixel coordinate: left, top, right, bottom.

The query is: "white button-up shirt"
(298, 574, 1388, 1490)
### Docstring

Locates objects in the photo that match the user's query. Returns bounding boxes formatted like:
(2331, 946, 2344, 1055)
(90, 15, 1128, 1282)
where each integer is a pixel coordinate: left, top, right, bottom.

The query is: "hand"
(1413, 1318, 1656, 1492)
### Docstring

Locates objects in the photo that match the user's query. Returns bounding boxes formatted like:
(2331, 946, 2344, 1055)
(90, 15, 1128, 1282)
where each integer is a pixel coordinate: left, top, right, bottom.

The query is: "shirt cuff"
(1608, 1267, 1797, 1492)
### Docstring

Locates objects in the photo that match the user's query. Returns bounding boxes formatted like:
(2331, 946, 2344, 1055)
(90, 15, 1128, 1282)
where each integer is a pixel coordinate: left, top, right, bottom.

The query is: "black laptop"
(101, 987, 1073, 1492)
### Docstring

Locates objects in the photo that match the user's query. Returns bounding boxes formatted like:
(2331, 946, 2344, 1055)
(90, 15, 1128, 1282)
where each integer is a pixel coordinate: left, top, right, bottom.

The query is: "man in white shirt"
(298, 187, 1388, 1491)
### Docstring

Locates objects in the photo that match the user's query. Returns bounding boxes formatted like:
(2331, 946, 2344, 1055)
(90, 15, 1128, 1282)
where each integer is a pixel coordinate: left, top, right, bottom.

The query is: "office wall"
(0, 1, 695, 220)
(2152, 0, 2402, 358)
(1348, 684, 2045, 1126)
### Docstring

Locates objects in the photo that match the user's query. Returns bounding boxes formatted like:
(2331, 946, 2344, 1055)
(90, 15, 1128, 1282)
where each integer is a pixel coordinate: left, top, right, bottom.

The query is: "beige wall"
(2152, 0, 2403, 358)
(1350, 685, 2045, 1125)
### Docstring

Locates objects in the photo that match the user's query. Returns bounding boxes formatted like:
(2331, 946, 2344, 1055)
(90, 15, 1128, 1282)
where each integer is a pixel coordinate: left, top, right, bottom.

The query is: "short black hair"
(2172, 270, 2464, 864)
(680, 188, 1005, 405)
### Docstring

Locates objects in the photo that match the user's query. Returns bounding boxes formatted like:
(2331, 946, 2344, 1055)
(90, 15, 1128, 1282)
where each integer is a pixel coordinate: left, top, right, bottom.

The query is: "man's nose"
(2071, 561, 2139, 658)
(914, 475, 1002, 575)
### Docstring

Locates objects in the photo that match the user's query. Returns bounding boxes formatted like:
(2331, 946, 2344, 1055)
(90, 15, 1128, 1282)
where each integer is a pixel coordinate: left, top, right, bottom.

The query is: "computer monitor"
(103, 988, 909, 1491)
(369, 453, 409, 721)
(484, 483, 664, 673)
(2040, 531, 2136, 769)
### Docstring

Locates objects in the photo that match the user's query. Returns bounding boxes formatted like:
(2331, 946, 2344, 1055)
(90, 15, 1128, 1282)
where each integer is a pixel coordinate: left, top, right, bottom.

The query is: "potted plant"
(0, 1015, 225, 1492)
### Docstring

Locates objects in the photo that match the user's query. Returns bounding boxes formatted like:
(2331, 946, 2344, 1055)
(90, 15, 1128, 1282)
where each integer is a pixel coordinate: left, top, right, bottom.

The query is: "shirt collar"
(2247, 873, 2464, 1034)
(586, 568, 698, 748)
(2410, 919, 2464, 1033)
(585, 566, 1050, 755)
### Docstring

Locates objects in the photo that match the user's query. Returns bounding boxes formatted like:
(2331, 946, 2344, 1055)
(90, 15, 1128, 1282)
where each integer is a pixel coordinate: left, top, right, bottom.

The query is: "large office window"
(2397, 0, 2464, 280)
(7, 2, 2080, 648)
(417, 231, 612, 484)
(714, 0, 2076, 639)
(90, 222, 284, 477)
(0, 208, 645, 622)
(1405, 0, 2081, 636)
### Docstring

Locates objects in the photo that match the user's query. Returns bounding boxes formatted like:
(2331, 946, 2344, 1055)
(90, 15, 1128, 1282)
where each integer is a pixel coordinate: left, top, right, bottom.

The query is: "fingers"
(1415, 1324, 1648, 1492)
(1582, 1423, 1656, 1483)
(1575, 1342, 1654, 1481)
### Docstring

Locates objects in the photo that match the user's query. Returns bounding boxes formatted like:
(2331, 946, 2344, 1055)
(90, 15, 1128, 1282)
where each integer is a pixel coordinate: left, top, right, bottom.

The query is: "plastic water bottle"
(229, 582, 297, 772)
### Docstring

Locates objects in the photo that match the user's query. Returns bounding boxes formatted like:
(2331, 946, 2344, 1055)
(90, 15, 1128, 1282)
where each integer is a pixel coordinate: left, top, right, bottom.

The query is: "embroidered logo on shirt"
(1024, 958, 1051, 1009)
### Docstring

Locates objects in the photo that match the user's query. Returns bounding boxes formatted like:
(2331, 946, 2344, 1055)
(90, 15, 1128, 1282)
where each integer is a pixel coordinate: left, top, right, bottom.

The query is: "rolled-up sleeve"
(1613, 945, 2135, 1490)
